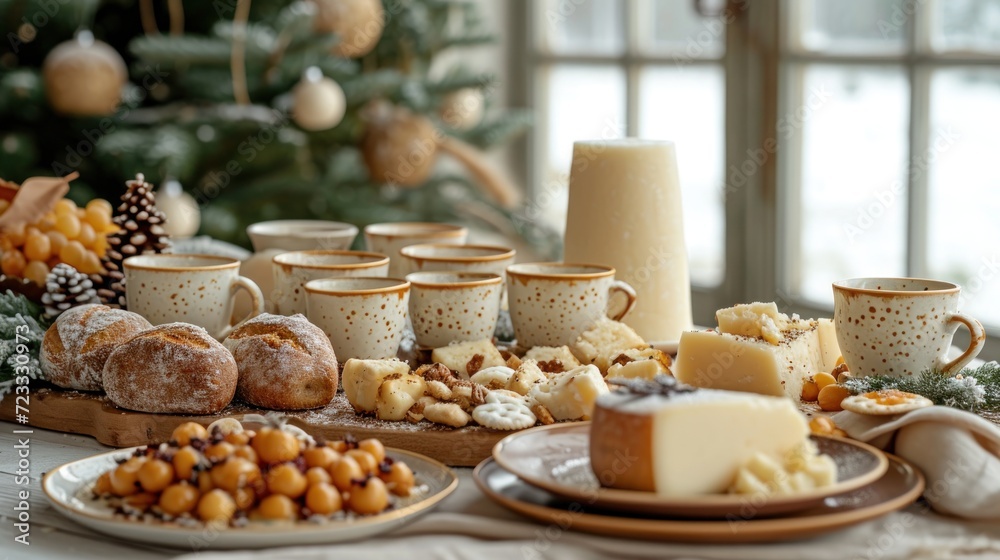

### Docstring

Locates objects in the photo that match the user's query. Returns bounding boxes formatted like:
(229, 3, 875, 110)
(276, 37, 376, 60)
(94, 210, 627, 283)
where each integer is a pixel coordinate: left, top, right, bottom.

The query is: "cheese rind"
(590, 387, 810, 495)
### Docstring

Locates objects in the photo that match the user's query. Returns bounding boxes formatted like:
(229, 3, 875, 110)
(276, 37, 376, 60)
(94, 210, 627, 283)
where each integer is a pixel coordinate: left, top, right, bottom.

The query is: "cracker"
(472, 401, 536, 431)
(840, 389, 933, 416)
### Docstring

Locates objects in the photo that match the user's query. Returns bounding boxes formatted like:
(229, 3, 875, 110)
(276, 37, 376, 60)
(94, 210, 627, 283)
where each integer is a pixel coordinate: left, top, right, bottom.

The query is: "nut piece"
(425, 380, 453, 401)
(531, 403, 555, 425)
(831, 362, 850, 378)
(801, 378, 820, 402)
(423, 402, 471, 428)
(813, 372, 838, 391)
(417, 363, 457, 385)
(808, 415, 837, 435)
(466, 354, 486, 376)
(818, 384, 851, 412)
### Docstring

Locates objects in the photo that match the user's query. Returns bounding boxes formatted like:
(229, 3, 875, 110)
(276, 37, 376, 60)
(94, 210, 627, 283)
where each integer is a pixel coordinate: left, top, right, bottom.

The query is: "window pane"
(793, 0, 908, 53)
(927, 68, 1000, 327)
(539, 0, 624, 55)
(796, 65, 909, 304)
(932, 0, 1000, 52)
(646, 0, 725, 58)
(639, 65, 725, 286)
(538, 65, 627, 230)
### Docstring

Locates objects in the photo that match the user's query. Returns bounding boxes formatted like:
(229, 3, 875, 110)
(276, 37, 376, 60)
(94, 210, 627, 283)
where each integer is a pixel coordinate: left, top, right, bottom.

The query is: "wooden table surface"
(3, 421, 1000, 560)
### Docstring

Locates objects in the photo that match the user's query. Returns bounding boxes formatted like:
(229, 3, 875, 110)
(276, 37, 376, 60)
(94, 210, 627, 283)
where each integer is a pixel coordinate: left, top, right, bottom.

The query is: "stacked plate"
(476, 423, 925, 543)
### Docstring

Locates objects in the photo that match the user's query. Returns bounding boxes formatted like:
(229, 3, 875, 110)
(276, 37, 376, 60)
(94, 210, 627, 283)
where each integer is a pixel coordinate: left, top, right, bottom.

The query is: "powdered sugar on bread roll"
(103, 323, 238, 414)
(223, 313, 339, 410)
(40, 304, 152, 391)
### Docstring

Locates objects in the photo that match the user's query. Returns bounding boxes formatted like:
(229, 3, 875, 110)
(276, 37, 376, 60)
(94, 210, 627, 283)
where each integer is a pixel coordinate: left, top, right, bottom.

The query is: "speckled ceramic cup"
(247, 220, 359, 252)
(271, 250, 390, 315)
(363, 222, 468, 278)
(833, 277, 986, 378)
(406, 272, 503, 348)
(506, 263, 637, 347)
(305, 277, 410, 360)
(124, 254, 264, 339)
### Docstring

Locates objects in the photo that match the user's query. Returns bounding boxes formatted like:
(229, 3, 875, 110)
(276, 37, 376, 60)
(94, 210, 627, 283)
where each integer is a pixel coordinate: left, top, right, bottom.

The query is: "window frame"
(514, 0, 1000, 360)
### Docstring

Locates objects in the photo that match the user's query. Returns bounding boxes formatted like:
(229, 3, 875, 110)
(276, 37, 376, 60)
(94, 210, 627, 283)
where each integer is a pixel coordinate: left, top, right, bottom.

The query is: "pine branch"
(340, 70, 409, 106)
(129, 35, 272, 67)
(0, 290, 48, 401)
(843, 365, 1000, 413)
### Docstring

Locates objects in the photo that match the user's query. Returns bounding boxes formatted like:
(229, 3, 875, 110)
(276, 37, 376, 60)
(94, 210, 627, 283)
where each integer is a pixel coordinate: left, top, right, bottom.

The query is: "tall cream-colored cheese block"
(563, 139, 692, 343)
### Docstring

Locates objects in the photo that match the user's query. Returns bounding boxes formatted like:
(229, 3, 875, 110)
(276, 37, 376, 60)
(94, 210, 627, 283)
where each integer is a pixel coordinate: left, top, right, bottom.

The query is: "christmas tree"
(0, 0, 556, 255)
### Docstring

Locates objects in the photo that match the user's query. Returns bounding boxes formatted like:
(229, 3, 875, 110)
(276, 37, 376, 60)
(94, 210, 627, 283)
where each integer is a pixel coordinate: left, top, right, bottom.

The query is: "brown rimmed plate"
(492, 423, 889, 518)
(475, 453, 923, 543)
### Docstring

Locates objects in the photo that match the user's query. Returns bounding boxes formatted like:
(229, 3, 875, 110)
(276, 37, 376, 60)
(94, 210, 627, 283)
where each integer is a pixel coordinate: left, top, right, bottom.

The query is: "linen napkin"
(834, 405, 1000, 519)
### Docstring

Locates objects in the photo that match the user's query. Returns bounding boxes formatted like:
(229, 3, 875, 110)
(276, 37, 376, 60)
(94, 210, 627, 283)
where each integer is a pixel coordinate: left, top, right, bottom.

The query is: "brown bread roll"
(40, 304, 152, 391)
(223, 313, 339, 410)
(103, 323, 237, 414)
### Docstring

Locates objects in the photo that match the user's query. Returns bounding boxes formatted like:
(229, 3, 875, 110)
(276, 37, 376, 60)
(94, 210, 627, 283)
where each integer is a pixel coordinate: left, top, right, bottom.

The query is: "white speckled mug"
(271, 250, 390, 315)
(247, 220, 359, 252)
(833, 278, 986, 377)
(506, 263, 637, 347)
(363, 222, 468, 278)
(305, 277, 410, 360)
(124, 254, 264, 339)
(406, 272, 503, 348)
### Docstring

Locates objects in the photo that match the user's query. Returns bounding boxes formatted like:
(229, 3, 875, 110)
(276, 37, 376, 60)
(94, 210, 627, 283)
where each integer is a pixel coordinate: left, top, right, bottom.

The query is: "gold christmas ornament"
(312, 0, 385, 58)
(155, 179, 200, 239)
(42, 31, 127, 117)
(439, 88, 485, 130)
(361, 104, 439, 188)
(291, 68, 347, 131)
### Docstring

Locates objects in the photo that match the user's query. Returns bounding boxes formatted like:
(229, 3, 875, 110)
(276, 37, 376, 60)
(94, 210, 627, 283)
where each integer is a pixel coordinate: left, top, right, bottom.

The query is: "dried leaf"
(0, 173, 79, 233)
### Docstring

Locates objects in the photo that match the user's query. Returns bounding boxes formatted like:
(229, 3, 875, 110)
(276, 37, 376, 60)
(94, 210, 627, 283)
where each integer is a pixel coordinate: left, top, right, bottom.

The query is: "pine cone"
(42, 264, 100, 320)
(94, 173, 171, 309)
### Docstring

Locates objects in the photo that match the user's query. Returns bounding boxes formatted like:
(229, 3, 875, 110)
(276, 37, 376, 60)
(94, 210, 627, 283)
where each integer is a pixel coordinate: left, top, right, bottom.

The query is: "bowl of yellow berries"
(42, 418, 458, 549)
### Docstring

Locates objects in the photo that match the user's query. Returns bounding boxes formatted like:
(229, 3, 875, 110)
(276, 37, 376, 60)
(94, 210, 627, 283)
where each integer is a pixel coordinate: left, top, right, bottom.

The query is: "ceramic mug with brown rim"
(271, 250, 390, 315)
(305, 277, 410, 360)
(506, 262, 638, 347)
(124, 254, 265, 339)
(832, 277, 986, 378)
(398, 244, 516, 277)
(246, 220, 359, 252)
(406, 272, 504, 348)
(363, 222, 468, 278)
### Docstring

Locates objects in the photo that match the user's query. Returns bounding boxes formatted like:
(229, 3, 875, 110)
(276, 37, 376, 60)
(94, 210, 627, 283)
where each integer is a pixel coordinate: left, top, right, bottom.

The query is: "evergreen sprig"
(843, 364, 1000, 413)
(0, 291, 50, 401)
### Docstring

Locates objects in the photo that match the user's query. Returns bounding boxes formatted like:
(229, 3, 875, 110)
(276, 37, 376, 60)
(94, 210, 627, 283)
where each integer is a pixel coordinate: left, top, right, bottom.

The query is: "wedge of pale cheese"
(674, 302, 841, 399)
(430, 339, 506, 378)
(590, 381, 813, 496)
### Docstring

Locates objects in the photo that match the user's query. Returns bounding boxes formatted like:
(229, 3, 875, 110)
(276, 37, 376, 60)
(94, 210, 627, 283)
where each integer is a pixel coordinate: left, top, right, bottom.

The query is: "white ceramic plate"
(493, 423, 889, 518)
(43, 447, 457, 550)
(475, 454, 923, 543)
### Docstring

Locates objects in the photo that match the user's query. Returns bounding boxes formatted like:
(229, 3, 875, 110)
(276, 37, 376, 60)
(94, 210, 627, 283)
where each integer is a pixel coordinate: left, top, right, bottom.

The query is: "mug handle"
(219, 276, 265, 339)
(938, 312, 986, 374)
(605, 280, 638, 322)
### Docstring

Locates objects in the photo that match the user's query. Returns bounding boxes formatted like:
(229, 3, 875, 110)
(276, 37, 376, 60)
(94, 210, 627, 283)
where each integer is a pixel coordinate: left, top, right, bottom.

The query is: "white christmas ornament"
(155, 179, 201, 239)
(440, 88, 485, 130)
(291, 68, 347, 131)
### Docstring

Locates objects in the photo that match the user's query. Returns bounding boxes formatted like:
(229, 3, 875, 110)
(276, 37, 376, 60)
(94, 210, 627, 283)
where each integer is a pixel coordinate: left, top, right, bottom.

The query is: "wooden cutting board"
(0, 385, 510, 467)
